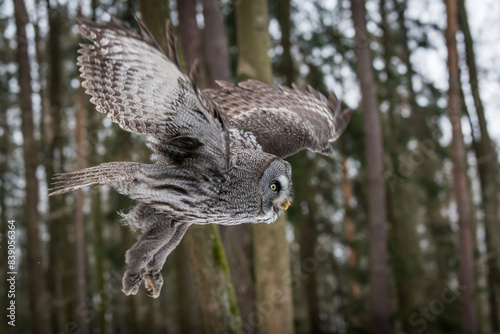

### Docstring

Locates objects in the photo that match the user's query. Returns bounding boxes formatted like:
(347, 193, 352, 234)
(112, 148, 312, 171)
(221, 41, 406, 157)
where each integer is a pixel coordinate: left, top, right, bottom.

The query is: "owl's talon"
(142, 271, 163, 298)
(122, 270, 142, 296)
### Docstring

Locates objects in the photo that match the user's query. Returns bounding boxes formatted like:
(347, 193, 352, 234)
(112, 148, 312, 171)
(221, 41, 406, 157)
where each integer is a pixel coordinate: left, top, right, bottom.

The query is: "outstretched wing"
(76, 18, 229, 170)
(204, 80, 352, 158)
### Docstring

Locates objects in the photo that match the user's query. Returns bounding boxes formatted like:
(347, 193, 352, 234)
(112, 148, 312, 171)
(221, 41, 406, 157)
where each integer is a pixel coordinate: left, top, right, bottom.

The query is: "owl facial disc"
(258, 160, 293, 222)
(272, 174, 292, 213)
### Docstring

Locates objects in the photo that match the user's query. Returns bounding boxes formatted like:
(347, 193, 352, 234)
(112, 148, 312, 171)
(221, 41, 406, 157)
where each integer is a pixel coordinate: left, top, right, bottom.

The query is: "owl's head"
(258, 159, 293, 222)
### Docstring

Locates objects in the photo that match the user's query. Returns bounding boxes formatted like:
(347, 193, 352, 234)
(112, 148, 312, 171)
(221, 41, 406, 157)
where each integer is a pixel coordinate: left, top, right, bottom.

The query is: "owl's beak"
(281, 199, 290, 211)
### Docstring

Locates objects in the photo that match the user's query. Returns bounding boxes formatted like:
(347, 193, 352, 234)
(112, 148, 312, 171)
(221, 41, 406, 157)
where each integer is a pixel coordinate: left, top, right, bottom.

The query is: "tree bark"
(177, 0, 199, 69)
(86, 6, 107, 334)
(299, 212, 320, 333)
(236, 1, 294, 333)
(275, 0, 295, 85)
(235, 0, 274, 83)
(174, 243, 201, 333)
(138, 0, 170, 53)
(341, 154, 363, 330)
(167, 3, 243, 333)
(120, 230, 140, 334)
(43, 2, 65, 332)
(0, 104, 10, 334)
(379, 1, 423, 332)
(219, 225, 255, 333)
(185, 225, 243, 334)
(201, 1, 256, 330)
(342, 156, 361, 299)
(444, 1, 477, 333)
(393, 0, 455, 298)
(14, 0, 50, 332)
(75, 73, 89, 334)
(201, 0, 231, 85)
(457, 0, 500, 330)
(349, 0, 391, 333)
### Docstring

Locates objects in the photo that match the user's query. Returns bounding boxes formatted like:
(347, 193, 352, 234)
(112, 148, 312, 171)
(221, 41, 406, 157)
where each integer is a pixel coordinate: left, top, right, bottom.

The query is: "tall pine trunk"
(138, 0, 169, 52)
(169, 3, 243, 333)
(444, 1, 477, 333)
(177, 0, 200, 70)
(201, 0, 231, 85)
(44, 2, 65, 332)
(457, 0, 500, 330)
(0, 105, 10, 334)
(75, 72, 89, 334)
(379, 1, 422, 332)
(201, 0, 256, 329)
(275, 0, 294, 86)
(14, 0, 50, 332)
(299, 207, 320, 333)
(235, 1, 294, 333)
(87, 4, 108, 334)
(172, 5, 202, 330)
(393, 1, 455, 303)
(349, 0, 391, 333)
(342, 155, 361, 306)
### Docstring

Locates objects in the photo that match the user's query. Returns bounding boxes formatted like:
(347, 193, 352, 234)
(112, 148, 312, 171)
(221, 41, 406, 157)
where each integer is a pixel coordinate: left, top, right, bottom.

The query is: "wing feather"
(204, 80, 352, 158)
(76, 18, 229, 170)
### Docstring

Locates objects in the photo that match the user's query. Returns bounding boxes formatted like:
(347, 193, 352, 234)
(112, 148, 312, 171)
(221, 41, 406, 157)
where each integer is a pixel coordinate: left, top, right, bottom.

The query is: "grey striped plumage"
(49, 17, 351, 298)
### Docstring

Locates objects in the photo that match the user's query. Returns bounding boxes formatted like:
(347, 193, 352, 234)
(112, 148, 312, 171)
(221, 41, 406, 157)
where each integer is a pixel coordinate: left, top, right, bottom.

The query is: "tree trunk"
(166, 3, 244, 333)
(219, 225, 255, 333)
(349, 0, 391, 333)
(174, 243, 202, 333)
(0, 106, 9, 334)
(299, 210, 320, 333)
(201, 1, 256, 330)
(274, 0, 295, 85)
(235, 0, 274, 83)
(138, 0, 170, 53)
(342, 156, 361, 299)
(86, 78, 107, 334)
(91, 187, 107, 333)
(120, 230, 140, 334)
(379, 1, 423, 332)
(444, 1, 477, 333)
(177, 0, 199, 69)
(235, 2, 294, 333)
(14, 0, 50, 332)
(75, 74, 89, 334)
(86, 7, 107, 334)
(285, 152, 321, 333)
(175, 5, 216, 329)
(393, 0, 455, 302)
(43, 2, 65, 332)
(339, 150, 365, 330)
(185, 225, 243, 333)
(457, 0, 500, 330)
(201, 0, 231, 85)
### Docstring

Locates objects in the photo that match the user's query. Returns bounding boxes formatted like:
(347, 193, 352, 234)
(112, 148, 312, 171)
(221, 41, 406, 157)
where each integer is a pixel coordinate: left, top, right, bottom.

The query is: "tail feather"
(49, 162, 142, 196)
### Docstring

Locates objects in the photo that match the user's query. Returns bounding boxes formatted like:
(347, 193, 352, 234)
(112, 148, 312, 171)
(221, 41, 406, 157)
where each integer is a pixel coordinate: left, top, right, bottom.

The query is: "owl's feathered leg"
(122, 218, 177, 296)
(142, 222, 191, 298)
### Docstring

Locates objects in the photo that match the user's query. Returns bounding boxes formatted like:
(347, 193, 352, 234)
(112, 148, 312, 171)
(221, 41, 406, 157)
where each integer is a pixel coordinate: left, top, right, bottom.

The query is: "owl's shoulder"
(229, 127, 261, 152)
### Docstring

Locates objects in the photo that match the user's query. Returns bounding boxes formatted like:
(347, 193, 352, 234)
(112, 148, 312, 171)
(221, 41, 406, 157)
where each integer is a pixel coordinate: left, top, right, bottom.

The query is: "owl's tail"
(49, 162, 142, 196)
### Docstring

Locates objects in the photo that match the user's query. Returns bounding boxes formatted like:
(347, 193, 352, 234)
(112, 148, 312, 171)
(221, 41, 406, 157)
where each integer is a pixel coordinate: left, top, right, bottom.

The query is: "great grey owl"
(50, 17, 352, 298)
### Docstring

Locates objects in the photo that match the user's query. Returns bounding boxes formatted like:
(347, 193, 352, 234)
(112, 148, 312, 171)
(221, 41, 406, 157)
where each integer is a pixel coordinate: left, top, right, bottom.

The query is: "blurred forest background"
(1, 0, 500, 333)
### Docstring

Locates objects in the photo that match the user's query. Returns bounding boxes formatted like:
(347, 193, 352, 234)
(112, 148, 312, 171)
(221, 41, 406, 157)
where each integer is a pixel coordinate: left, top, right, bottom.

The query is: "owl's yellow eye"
(270, 183, 278, 191)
